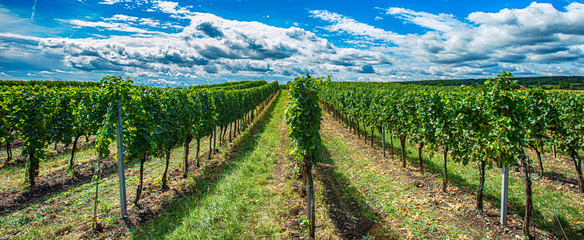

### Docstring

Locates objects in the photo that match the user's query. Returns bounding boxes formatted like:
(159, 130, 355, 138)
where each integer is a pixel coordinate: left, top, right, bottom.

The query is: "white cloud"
(311, 2, 584, 79)
(139, 18, 160, 27)
(0, 10, 393, 83)
(147, 78, 178, 85)
(152, 0, 193, 18)
(31, 0, 37, 21)
(310, 10, 404, 44)
(103, 14, 139, 22)
(99, 0, 122, 4)
(101, 14, 179, 29)
(386, 7, 467, 32)
(68, 19, 157, 34)
(3, 1, 583, 83)
(99, 0, 143, 5)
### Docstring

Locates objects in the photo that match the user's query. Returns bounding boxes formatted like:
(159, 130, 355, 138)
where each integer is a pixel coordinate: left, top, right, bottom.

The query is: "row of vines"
(0, 77, 279, 207)
(285, 74, 325, 239)
(319, 72, 583, 239)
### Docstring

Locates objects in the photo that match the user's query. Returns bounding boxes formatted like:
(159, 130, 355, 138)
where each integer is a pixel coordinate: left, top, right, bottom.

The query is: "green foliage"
(317, 71, 582, 169)
(553, 93, 584, 154)
(450, 88, 490, 166)
(14, 86, 54, 186)
(286, 74, 324, 165)
(523, 88, 556, 152)
(0, 77, 278, 188)
(95, 75, 133, 157)
(483, 71, 526, 167)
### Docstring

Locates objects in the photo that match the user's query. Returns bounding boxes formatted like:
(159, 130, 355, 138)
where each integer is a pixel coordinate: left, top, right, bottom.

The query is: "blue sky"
(1, 0, 583, 86)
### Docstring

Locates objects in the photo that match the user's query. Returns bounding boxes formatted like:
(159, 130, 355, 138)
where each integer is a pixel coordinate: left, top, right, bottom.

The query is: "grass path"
(3, 88, 581, 239)
(316, 111, 526, 239)
(0, 91, 276, 239)
(131, 90, 290, 239)
(319, 109, 583, 239)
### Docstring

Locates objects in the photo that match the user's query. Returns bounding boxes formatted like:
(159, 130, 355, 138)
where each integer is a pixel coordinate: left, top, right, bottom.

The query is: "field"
(1, 81, 583, 239)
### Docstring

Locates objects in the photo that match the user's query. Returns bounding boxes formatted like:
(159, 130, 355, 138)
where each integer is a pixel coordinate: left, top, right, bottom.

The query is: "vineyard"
(0, 73, 583, 239)
(317, 72, 584, 239)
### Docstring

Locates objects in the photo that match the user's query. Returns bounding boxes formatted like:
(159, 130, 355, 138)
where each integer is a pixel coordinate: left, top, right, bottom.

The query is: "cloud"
(5, 1, 582, 83)
(0, 6, 394, 83)
(312, 2, 584, 79)
(310, 10, 404, 44)
(101, 14, 180, 30)
(103, 14, 139, 22)
(196, 22, 224, 38)
(68, 19, 156, 34)
(152, 0, 193, 18)
(387, 7, 467, 32)
(99, 0, 122, 4)
(99, 0, 143, 5)
(31, 0, 37, 21)
(147, 78, 178, 86)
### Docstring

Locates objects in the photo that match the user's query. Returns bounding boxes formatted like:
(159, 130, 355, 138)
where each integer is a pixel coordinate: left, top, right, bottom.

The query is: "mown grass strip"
(131, 91, 288, 239)
(348, 112, 584, 239)
(0, 96, 271, 239)
(319, 121, 474, 239)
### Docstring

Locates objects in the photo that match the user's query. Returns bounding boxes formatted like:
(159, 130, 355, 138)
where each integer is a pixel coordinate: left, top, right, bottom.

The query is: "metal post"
(116, 100, 127, 218)
(501, 166, 509, 225)
(213, 126, 217, 153)
(382, 128, 386, 157)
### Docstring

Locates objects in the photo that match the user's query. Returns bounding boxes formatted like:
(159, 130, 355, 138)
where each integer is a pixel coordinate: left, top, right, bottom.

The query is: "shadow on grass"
(130, 93, 279, 239)
(0, 153, 137, 217)
(316, 144, 383, 239)
(329, 112, 579, 239)
(544, 171, 577, 185)
(0, 139, 97, 170)
(421, 155, 582, 238)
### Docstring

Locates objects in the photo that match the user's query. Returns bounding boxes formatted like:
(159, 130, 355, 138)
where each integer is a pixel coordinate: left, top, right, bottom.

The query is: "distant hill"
(397, 76, 584, 90)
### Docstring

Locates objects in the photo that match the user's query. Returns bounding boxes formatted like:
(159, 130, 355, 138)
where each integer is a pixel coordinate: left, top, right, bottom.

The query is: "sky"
(1, 0, 583, 86)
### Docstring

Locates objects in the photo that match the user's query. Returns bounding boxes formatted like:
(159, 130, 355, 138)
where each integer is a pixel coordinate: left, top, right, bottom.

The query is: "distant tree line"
(397, 76, 584, 90)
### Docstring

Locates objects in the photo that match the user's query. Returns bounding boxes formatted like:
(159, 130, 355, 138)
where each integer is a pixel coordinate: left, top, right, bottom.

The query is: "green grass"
(348, 114, 584, 239)
(0, 98, 268, 239)
(318, 126, 473, 239)
(131, 91, 288, 239)
(0, 138, 103, 192)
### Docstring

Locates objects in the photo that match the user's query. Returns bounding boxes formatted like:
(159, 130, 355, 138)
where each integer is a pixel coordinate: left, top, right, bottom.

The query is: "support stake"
(116, 100, 127, 218)
(501, 166, 509, 225)
(382, 128, 386, 157)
